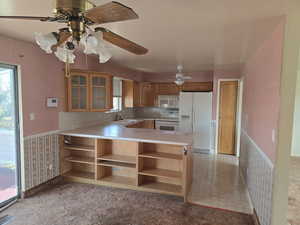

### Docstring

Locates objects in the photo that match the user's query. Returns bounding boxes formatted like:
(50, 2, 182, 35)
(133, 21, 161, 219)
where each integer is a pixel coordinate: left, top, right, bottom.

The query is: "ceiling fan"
(174, 65, 192, 86)
(0, 0, 148, 63)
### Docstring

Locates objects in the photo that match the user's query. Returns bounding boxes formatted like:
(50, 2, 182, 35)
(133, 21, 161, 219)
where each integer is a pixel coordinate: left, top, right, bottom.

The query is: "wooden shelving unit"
(61, 135, 193, 202)
(66, 156, 95, 165)
(98, 161, 136, 169)
(139, 168, 182, 179)
(139, 152, 182, 160)
(64, 145, 95, 152)
(98, 154, 136, 164)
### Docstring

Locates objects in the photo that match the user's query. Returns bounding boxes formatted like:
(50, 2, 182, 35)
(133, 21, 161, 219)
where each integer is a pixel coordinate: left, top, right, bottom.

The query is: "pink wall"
(0, 35, 144, 136)
(0, 35, 65, 136)
(242, 20, 285, 162)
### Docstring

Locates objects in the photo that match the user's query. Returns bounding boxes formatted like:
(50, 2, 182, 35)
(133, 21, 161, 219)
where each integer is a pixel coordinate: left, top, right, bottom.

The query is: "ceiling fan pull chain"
(65, 53, 71, 78)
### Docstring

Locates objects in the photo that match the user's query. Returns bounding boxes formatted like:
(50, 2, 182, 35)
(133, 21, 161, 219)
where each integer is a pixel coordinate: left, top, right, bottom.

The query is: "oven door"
(156, 121, 179, 131)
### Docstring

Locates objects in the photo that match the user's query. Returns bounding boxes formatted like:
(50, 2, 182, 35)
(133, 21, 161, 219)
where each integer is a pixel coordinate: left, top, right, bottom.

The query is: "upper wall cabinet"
(140, 82, 155, 107)
(154, 83, 180, 95)
(67, 71, 112, 112)
(122, 80, 141, 108)
(181, 82, 213, 92)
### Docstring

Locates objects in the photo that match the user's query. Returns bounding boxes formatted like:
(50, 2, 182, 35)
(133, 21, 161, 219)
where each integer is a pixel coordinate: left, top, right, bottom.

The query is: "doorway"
(216, 80, 240, 155)
(0, 63, 20, 208)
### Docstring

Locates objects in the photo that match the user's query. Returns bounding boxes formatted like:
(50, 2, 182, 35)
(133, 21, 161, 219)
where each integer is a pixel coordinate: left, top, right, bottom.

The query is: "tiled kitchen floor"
(188, 153, 253, 214)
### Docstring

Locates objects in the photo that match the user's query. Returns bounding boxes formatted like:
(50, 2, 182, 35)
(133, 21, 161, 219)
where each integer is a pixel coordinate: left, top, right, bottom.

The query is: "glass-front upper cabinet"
(67, 71, 112, 112)
(90, 74, 112, 111)
(68, 73, 89, 112)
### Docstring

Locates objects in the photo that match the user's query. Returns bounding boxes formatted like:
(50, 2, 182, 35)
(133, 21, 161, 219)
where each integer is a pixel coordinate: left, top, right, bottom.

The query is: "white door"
(179, 92, 193, 133)
(192, 92, 212, 150)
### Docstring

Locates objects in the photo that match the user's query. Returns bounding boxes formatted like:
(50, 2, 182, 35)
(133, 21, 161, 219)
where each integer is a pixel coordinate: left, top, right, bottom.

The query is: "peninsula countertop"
(60, 119, 192, 146)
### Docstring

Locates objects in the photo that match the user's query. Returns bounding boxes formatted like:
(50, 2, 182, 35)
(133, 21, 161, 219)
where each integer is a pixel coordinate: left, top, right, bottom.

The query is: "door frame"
(215, 78, 243, 157)
(0, 62, 23, 209)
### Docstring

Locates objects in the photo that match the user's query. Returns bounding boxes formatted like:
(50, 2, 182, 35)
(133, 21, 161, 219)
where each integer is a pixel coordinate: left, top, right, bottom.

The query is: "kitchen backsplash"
(134, 107, 179, 119)
(59, 108, 135, 130)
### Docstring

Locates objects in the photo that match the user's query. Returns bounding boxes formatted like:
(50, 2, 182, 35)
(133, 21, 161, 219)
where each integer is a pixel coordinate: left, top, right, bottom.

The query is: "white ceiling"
(0, 0, 286, 72)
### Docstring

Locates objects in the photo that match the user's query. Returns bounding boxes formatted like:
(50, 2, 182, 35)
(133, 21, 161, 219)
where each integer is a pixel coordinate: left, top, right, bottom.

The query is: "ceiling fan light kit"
(174, 65, 192, 86)
(1, 0, 148, 65)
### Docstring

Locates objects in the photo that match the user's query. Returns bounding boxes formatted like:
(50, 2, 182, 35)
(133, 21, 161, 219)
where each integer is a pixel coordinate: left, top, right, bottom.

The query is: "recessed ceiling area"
(0, 0, 286, 73)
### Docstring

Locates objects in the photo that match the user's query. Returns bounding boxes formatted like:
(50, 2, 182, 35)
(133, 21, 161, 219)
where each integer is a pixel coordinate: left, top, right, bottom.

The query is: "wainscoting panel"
(23, 132, 60, 191)
(240, 130, 274, 225)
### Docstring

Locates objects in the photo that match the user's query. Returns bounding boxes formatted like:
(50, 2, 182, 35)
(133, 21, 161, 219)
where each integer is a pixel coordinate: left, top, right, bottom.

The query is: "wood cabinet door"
(133, 82, 141, 107)
(155, 83, 180, 95)
(68, 73, 89, 112)
(89, 74, 112, 112)
(181, 82, 213, 92)
(140, 83, 155, 107)
(122, 80, 134, 108)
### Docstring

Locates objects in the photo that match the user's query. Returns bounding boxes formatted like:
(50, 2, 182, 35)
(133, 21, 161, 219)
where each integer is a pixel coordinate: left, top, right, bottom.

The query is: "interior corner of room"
(0, 1, 300, 225)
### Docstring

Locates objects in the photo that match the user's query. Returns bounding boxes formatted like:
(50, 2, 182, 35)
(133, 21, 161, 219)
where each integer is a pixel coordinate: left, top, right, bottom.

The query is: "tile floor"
(188, 153, 253, 214)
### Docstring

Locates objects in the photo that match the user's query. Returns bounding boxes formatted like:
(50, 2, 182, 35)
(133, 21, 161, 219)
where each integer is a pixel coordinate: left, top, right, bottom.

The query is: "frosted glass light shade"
(54, 47, 75, 63)
(81, 33, 99, 54)
(174, 79, 185, 86)
(35, 32, 57, 54)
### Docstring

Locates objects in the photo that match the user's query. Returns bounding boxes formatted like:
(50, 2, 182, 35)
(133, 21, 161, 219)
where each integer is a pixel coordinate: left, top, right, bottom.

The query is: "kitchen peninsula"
(60, 119, 193, 202)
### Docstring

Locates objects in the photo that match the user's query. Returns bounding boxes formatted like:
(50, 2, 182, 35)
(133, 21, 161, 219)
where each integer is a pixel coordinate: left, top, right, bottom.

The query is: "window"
(113, 77, 122, 111)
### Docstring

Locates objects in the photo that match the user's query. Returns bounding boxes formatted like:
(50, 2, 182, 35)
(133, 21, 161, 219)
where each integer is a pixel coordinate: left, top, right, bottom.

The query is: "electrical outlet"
(48, 164, 53, 170)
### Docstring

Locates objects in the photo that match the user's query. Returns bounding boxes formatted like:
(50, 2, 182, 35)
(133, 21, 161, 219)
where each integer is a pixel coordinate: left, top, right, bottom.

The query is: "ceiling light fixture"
(1, 0, 148, 76)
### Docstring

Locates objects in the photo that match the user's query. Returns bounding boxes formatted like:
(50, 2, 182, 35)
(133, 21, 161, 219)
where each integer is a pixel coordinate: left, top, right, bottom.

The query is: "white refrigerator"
(179, 92, 212, 151)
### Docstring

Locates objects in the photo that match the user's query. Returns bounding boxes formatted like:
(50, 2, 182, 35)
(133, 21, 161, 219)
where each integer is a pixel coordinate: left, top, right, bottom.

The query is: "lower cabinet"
(60, 136, 192, 201)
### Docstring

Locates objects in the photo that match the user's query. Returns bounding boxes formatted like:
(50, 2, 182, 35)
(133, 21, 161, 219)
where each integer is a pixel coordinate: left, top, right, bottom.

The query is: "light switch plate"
(29, 113, 35, 121)
(272, 129, 276, 143)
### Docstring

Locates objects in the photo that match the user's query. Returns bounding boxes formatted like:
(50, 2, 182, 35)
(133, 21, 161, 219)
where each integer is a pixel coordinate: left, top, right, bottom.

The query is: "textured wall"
(23, 132, 60, 190)
(240, 130, 274, 225)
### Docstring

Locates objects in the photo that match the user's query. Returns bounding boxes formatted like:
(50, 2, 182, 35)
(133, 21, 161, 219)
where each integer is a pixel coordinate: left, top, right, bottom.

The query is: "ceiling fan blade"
(183, 76, 192, 80)
(84, 1, 138, 24)
(52, 30, 72, 48)
(0, 16, 54, 21)
(96, 27, 148, 55)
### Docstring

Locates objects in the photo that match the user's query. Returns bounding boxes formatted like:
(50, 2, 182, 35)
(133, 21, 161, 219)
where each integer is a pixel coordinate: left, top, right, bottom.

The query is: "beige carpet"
(289, 157, 300, 225)
(0, 182, 254, 225)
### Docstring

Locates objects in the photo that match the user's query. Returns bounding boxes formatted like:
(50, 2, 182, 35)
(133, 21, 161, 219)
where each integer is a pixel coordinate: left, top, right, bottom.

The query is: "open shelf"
(139, 168, 182, 179)
(64, 144, 95, 152)
(66, 156, 95, 165)
(98, 160, 136, 169)
(100, 175, 136, 186)
(98, 154, 136, 164)
(139, 152, 182, 160)
(141, 181, 182, 195)
(64, 170, 94, 180)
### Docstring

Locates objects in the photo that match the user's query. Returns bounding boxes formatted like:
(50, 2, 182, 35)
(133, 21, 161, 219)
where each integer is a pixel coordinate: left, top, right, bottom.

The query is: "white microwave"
(157, 95, 179, 108)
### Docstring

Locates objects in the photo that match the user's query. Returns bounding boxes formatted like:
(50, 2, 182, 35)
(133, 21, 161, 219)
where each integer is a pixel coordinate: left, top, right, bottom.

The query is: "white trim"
(242, 129, 274, 169)
(17, 65, 26, 193)
(215, 79, 243, 156)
